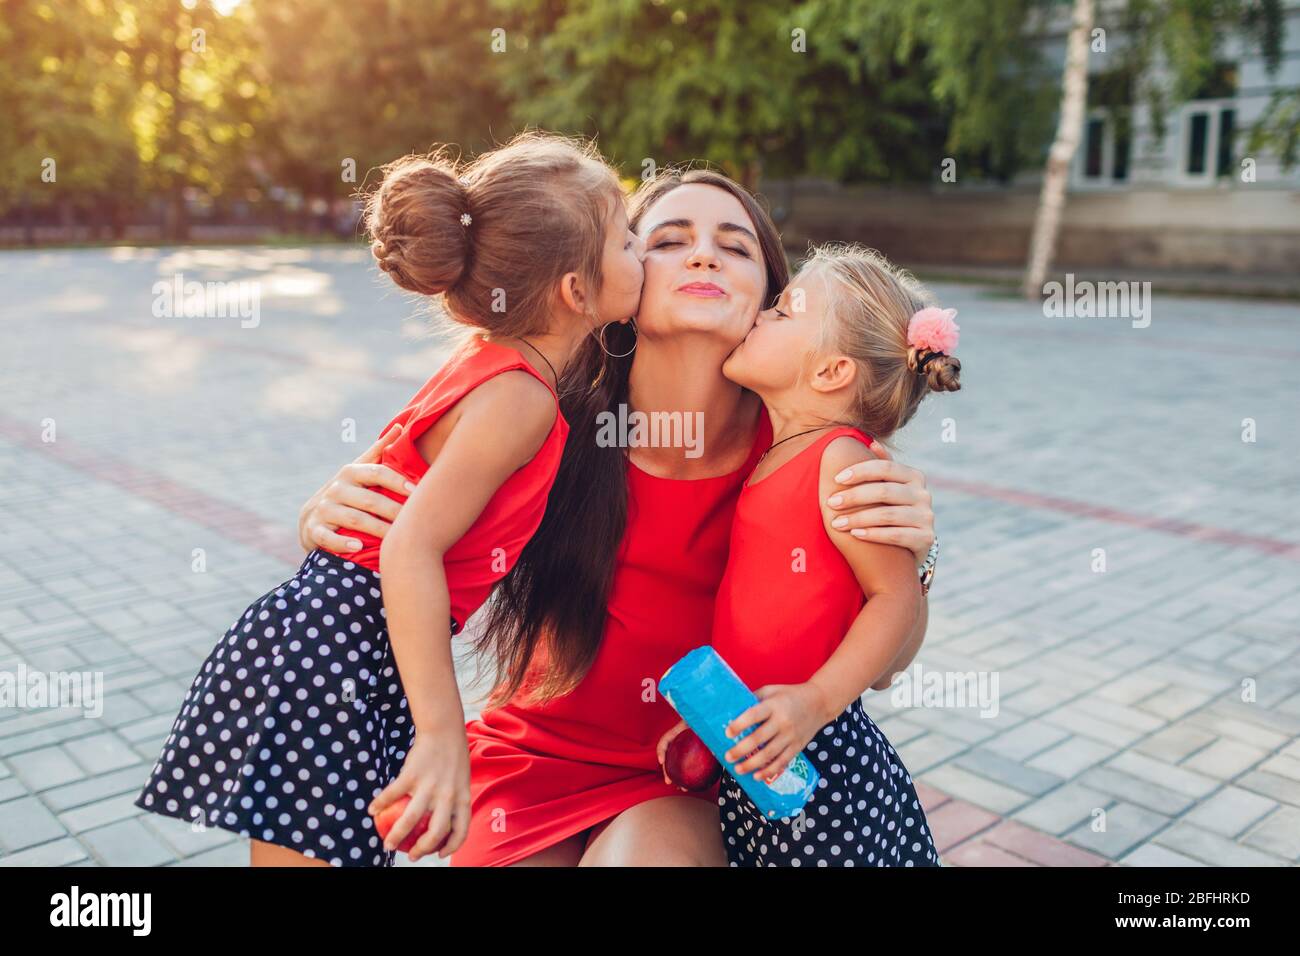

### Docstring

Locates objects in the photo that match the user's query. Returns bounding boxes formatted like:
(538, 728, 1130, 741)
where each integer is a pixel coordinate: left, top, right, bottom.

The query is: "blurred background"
(2, 0, 1297, 288)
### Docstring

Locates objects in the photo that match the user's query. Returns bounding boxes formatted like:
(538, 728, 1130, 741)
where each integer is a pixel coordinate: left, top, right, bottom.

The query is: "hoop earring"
(597, 317, 637, 359)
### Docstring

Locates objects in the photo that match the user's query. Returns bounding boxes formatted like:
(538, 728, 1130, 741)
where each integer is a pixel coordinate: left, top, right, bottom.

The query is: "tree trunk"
(1022, 0, 1094, 298)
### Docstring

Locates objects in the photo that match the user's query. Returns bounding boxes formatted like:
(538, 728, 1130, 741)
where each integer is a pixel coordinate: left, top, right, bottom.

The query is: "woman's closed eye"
(650, 238, 751, 258)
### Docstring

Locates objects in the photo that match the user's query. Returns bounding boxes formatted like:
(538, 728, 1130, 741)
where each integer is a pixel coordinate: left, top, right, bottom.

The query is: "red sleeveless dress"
(325, 336, 569, 631)
(708, 426, 941, 867)
(711, 426, 874, 690)
(452, 408, 773, 866)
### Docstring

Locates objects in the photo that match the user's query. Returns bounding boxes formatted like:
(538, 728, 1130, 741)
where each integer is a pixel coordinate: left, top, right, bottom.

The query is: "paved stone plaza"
(1, 246, 1296, 867)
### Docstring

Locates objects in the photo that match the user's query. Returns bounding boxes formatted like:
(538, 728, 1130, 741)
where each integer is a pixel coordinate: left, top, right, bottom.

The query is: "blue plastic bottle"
(659, 645, 819, 820)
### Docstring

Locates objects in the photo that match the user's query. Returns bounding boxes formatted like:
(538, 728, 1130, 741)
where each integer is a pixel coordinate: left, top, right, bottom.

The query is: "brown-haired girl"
(134, 131, 644, 868)
(691, 242, 960, 865)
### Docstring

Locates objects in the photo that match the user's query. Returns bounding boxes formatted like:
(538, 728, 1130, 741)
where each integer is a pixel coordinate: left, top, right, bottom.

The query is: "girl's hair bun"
(362, 132, 622, 339)
(364, 152, 472, 296)
(907, 347, 962, 393)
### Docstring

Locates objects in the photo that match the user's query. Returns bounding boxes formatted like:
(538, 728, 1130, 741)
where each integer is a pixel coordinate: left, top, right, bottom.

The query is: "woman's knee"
(504, 830, 588, 867)
(579, 796, 725, 866)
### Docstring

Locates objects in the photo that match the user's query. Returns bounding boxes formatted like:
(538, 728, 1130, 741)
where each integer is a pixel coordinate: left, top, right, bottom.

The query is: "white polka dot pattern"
(134, 550, 457, 867)
(718, 697, 941, 867)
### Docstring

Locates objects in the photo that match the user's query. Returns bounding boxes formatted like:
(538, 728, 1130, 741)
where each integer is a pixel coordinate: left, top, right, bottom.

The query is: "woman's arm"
(297, 422, 414, 555)
(823, 442, 934, 563)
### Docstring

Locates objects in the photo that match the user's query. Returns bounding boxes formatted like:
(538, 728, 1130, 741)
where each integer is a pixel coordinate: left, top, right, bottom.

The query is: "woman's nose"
(686, 246, 721, 270)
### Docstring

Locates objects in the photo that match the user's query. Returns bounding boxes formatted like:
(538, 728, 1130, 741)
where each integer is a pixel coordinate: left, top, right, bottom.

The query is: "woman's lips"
(677, 282, 726, 298)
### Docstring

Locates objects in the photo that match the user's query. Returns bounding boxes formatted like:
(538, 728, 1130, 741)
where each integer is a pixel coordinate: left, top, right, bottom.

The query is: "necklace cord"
(758, 421, 859, 463)
(516, 337, 559, 391)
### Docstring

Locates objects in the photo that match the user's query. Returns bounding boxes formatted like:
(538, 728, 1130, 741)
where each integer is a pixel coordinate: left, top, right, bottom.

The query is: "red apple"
(664, 728, 722, 791)
(373, 795, 450, 854)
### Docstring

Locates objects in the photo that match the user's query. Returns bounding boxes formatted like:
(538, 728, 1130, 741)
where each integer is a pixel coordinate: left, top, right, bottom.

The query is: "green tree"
(489, 0, 947, 187)
(0, 0, 138, 235)
(122, 0, 268, 238)
(254, 0, 510, 205)
(892, 0, 1058, 182)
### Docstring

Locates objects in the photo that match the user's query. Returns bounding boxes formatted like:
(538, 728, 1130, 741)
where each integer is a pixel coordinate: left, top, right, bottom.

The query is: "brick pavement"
(1, 246, 1296, 867)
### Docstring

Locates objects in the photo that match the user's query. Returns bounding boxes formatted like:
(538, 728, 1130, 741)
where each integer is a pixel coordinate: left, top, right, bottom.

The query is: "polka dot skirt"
(718, 696, 941, 867)
(135, 549, 458, 867)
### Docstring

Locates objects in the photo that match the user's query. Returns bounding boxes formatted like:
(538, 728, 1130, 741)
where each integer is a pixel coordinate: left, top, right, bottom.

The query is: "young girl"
(134, 132, 645, 867)
(702, 243, 959, 867)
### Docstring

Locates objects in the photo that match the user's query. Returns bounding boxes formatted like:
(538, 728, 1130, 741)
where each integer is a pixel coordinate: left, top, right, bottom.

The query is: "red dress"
(325, 336, 569, 631)
(452, 408, 773, 866)
(711, 426, 874, 691)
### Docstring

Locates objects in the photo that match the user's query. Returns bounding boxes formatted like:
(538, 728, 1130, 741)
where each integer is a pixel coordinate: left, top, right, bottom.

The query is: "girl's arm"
(724, 436, 922, 783)
(820, 442, 932, 690)
(370, 369, 557, 859)
(380, 370, 555, 728)
(806, 436, 922, 722)
(873, 599, 927, 690)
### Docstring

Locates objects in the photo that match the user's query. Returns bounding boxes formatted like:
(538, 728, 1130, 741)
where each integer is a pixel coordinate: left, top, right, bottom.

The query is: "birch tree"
(1022, 0, 1094, 298)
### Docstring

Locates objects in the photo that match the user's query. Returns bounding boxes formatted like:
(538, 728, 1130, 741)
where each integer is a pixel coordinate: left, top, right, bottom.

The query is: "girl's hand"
(367, 727, 472, 862)
(298, 423, 415, 554)
(723, 683, 831, 783)
(824, 442, 935, 566)
(655, 719, 690, 789)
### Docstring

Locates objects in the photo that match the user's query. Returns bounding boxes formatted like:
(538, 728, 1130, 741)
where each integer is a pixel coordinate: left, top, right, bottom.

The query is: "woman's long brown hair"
(472, 169, 790, 707)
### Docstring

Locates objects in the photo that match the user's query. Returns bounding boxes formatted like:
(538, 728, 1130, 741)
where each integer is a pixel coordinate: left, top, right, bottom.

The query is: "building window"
(1216, 108, 1236, 177)
(1075, 109, 1130, 187)
(1178, 62, 1237, 185)
(1085, 118, 1106, 177)
(1113, 123, 1130, 181)
(1187, 112, 1209, 174)
(1180, 101, 1237, 184)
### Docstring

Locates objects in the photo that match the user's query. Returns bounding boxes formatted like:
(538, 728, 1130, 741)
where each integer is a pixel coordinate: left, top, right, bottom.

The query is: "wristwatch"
(918, 534, 939, 596)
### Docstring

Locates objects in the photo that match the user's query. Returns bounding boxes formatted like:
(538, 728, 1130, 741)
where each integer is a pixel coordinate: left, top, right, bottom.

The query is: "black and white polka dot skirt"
(135, 549, 458, 867)
(718, 696, 941, 867)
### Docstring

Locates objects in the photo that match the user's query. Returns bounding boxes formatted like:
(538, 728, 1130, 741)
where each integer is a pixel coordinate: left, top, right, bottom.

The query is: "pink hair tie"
(907, 307, 959, 371)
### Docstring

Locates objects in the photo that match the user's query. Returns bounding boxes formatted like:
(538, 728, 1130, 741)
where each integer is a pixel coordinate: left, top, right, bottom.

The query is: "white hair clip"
(459, 213, 472, 227)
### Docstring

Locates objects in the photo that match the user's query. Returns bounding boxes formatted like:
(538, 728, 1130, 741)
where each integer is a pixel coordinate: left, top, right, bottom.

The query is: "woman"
(298, 170, 937, 866)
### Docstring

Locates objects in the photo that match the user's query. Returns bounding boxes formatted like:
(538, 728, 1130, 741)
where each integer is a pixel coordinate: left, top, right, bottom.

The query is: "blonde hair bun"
(906, 348, 962, 392)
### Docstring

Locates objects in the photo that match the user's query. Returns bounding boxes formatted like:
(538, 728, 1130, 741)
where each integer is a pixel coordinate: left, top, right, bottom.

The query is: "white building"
(771, 1, 1300, 276)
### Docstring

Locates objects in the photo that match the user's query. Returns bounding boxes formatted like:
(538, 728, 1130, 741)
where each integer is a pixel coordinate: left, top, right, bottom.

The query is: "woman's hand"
(655, 719, 690, 789)
(298, 423, 415, 554)
(824, 443, 935, 566)
(722, 683, 830, 784)
(368, 727, 472, 862)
